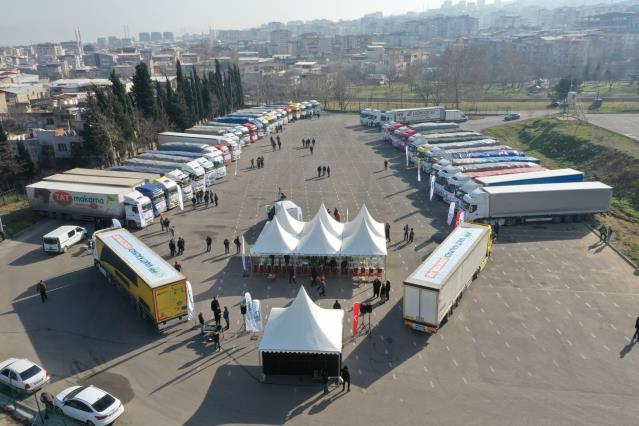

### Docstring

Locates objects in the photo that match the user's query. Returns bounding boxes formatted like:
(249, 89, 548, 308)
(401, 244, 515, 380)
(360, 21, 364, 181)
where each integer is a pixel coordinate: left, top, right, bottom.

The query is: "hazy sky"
(1, 0, 449, 46)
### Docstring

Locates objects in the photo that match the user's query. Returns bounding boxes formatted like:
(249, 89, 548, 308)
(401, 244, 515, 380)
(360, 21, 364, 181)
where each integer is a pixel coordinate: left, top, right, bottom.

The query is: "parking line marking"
(430, 380, 435, 388)
(553, 359, 559, 368)
(490, 365, 495, 373)
(505, 341, 511, 349)
(452, 359, 459, 367)
(463, 377, 468, 385)
(580, 352, 587, 360)
(610, 324, 617, 330)
(480, 351, 486, 359)
(566, 339, 573, 346)
(603, 345, 610, 351)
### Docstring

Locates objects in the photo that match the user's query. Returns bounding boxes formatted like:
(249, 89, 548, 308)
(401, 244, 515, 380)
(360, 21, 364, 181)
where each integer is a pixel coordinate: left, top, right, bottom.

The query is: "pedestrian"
(312, 138, 316, 147)
(327, 166, 330, 177)
(169, 225, 175, 238)
(318, 274, 326, 297)
(384, 280, 391, 302)
(341, 365, 350, 392)
(598, 224, 607, 242)
(317, 166, 322, 178)
(310, 145, 314, 155)
(177, 237, 185, 256)
(234, 236, 241, 254)
(160, 214, 165, 231)
(36, 280, 47, 303)
(198, 312, 205, 332)
(211, 297, 220, 317)
(192, 196, 197, 210)
(317, 111, 321, 119)
(204, 191, 210, 208)
(223, 306, 230, 330)
(164, 217, 170, 233)
(333, 300, 341, 309)
(251, 158, 255, 168)
(403, 224, 409, 241)
(277, 135, 281, 149)
(169, 238, 176, 257)
(322, 166, 326, 176)
(373, 278, 381, 299)
(322, 368, 329, 394)
(261, 156, 265, 168)
(206, 235, 212, 253)
(384, 160, 388, 170)
(302, 138, 305, 148)
(633, 316, 639, 342)
(311, 266, 318, 286)
(379, 282, 387, 304)
(214, 193, 219, 207)
(288, 265, 297, 284)
(174, 261, 182, 272)
(385, 223, 391, 242)
(257, 157, 261, 169)
(40, 392, 54, 420)
(214, 309, 222, 327)
(607, 226, 614, 243)
(408, 228, 415, 243)
(224, 238, 230, 254)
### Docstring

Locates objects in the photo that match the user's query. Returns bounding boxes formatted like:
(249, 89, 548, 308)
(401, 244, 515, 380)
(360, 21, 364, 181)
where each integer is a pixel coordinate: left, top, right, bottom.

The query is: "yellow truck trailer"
(92, 228, 190, 331)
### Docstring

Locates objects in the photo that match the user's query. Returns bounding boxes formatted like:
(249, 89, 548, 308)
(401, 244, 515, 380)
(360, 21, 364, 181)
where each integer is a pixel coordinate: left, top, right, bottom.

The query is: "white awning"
(250, 216, 299, 255)
(341, 218, 388, 256)
(275, 207, 305, 236)
(295, 217, 341, 256)
(259, 286, 344, 354)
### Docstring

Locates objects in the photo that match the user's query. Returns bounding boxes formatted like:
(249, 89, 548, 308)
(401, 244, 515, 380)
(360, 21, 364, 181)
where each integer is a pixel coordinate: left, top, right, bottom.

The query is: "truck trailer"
(92, 228, 191, 331)
(403, 223, 492, 333)
(26, 181, 154, 228)
(461, 182, 612, 223)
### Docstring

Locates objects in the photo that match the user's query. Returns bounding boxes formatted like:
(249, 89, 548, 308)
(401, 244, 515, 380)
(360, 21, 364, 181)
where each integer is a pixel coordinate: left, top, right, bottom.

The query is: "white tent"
(273, 200, 303, 221)
(259, 286, 344, 354)
(341, 218, 388, 256)
(275, 207, 305, 236)
(309, 203, 344, 238)
(250, 216, 299, 255)
(295, 217, 342, 256)
(343, 205, 385, 238)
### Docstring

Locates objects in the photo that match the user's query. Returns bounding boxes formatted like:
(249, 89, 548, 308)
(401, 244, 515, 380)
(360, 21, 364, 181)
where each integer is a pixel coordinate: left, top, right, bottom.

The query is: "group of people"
(168, 236, 186, 257)
(270, 135, 282, 151)
(403, 224, 415, 243)
(372, 278, 391, 303)
(251, 156, 266, 169)
(187, 190, 218, 210)
(302, 138, 316, 154)
(316, 165, 331, 178)
(598, 224, 614, 243)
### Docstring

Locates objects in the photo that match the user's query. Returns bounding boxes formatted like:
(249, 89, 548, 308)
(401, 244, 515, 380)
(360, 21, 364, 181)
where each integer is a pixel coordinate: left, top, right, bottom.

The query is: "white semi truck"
(26, 181, 154, 228)
(403, 223, 492, 333)
(122, 158, 206, 193)
(461, 182, 612, 224)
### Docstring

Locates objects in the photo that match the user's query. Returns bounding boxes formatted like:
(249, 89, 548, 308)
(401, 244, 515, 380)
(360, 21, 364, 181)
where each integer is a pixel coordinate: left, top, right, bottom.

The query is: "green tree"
(0, 122, 7, 142)
(16, 141, 35, 179)
(0, 123, 21, 188)
(81, 94, 118, 166)
(131, 62, 157, 119)
(549, 76, 582, 101)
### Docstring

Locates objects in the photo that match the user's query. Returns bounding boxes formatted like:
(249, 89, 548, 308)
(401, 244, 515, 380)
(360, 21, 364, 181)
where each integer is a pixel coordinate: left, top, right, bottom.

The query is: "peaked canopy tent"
(259, 286, 344, 376)
(250, 216, 299, 255)
(275, 208, 305, 236)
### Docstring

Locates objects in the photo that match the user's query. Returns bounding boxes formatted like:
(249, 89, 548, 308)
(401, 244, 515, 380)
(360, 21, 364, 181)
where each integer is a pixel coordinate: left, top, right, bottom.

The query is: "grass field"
(0, 200, 41, 238)
(485, 117, 639, 264)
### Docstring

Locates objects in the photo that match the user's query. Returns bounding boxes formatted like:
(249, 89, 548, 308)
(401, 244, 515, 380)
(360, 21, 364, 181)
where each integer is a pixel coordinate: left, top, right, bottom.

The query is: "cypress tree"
(131, 62, 157, 119)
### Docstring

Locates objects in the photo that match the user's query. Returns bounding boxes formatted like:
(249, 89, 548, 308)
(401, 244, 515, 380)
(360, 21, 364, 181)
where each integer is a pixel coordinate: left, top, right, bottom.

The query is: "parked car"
(0, 358, 50, 394)
(54, 385, 124, 426)
(42, 225, 87, 253)
(503, 113, 521, 121)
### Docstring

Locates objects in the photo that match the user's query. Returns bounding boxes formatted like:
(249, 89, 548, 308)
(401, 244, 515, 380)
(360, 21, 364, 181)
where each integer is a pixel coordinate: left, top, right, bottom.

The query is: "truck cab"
(136, 183, 167, 217)
(153, 176, 181, 210)
(444, 173, 472, 203)
(434, 165, 461, 197)
(123, 190, 154, 228)
(165, 169, 192, 200)
(462, 189, 489, 221)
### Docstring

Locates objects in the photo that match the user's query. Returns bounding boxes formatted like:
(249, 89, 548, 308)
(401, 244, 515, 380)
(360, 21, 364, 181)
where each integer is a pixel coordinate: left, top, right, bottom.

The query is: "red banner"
(353, 303, 360, 337)
(455, 211, 462, 227)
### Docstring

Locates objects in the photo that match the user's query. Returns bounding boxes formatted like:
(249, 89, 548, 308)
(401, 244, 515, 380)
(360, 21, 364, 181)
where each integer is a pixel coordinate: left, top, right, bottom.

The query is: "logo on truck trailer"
(52, 191, 106, 209)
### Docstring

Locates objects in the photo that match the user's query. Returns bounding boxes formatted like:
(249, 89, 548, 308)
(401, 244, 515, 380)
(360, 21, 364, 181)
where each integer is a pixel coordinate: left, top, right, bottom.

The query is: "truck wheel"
(127, 220, 136, 229)
(62, 246, 68, 253)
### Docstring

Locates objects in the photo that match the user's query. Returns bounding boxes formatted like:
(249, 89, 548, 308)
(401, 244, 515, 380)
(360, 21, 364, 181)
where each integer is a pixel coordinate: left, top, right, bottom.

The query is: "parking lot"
(1, 112, 638, 425)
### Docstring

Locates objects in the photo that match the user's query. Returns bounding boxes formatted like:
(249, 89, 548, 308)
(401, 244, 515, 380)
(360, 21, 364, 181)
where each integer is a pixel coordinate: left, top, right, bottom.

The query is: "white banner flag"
(458, 211, 465, 225)
(346, 208, 349, 222)
(429, 174, 435, 201)
(405, 145, 409, 167)
(186, 281, 194, 321)
(176, 185, 184, 211)
(417, 165, 421, 182)
(244, 292, 257, 331)
(241, 235, 247, 272)
(447, 201, 456, 226)
(251, 299, 263, 332)
(112, 218, 122, 228)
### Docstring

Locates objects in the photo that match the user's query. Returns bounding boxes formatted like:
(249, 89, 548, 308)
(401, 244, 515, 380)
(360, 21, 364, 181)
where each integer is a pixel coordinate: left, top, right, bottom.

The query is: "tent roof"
(274, 200, 302, 219)
(295, 217, 341, 255)
(250, 216, 299, 255)
(309, 203, 344, 238)
(259, 286, 344, 354)
(275, 207, 305, 235)
(341, 218, 388, 256)
(343, 205, 385, 238)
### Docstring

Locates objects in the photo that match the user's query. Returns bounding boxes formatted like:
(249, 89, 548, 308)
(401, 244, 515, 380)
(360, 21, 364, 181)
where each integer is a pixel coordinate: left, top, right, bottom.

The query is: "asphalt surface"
(0, 113, 638, 425)
(585, 113, 639, 141)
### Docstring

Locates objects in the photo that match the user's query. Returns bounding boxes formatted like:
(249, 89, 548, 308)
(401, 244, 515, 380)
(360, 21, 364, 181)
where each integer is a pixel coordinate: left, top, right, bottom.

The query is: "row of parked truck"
(368, 106, 612, 225)
(26, 101, 321, 229)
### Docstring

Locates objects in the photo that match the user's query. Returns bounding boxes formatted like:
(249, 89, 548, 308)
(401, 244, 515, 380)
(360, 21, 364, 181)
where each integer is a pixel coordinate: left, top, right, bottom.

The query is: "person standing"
(598, 224, 607, 242)
(160, 214, 165, 231)
(36, 280, 48, 304)
(317, 166, 322, 178)
(385, 223, 391, 242)
(206, 235, 212, 253)
(169, 239, 176, 257)
(403, 224, 409, 241)
(250, 158, 255, 168)
(322, 166, 326, 176)
(312, 138, 316, 147)
(379, 282, 387, 304)
(169, 225, 175, 238)
(373, 278, 381, 299)
(633, 316, 639, 342)
(341, 365, 351, 392)
(318, 275, 326, 297)
(174, 261, 182, 272)
(214, 309, 222, 327)
(192, 196, 197, 210)
(204, 191, 210, 208)
(261, 156, 265, 168)
(408, 228, 415, 243)
(384, 280, 391, 302)
(309, 145, 314, 155)
(288, 265, 297, 284)
(327, 166, 330, 178)
(384, 160, 388, 170)
(223, 238, 230, 254)
(607, 226, 614, 243)
(213, 193, 219, 207)
(223, 306, 230, 330)
(322, 368, 329, 395)
(333, 300, 341, 309)
(164, 217, 170, 233)
(177, 237, 185, 256)
(301, 138, 305, 148)
(198, 312, 206, 333)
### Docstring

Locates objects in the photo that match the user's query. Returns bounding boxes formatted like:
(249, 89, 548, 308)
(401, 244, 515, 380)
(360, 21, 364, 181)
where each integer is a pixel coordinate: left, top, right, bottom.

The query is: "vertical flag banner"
(429, 174, 435, 201)
(346, 208, 349, 222)
(459, 211, 465, 225)
(417, 164, 421, 182)
(405, 145, 409, 167)
(447, 202, 456, 226)
(455, 211, 462, 227)
(241, 235, 247, 272)
(176, 185, 184, 211)
(251, 299, 263, 332)
(186, 281, 194, 321)
(244, 292, 257, 331)
(353, 303, 360, 337)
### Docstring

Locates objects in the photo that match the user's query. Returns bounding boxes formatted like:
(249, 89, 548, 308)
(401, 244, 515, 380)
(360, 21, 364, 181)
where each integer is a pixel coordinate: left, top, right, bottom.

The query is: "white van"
(42, 226, 87, 253)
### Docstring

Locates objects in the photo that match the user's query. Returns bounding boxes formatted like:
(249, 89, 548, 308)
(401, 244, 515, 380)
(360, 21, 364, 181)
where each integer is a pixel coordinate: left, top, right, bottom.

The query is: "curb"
(586, 224, 638, 270)
(0, 393, 40, 425)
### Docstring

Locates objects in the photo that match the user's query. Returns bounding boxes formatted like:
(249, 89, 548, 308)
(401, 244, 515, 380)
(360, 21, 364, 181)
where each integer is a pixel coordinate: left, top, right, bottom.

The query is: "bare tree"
(332, 71, 353, 112)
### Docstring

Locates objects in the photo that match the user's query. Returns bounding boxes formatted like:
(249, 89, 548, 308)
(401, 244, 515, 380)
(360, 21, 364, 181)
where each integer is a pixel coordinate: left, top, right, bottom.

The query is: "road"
(585, 113, 639, 141)
(461, 110, 556, 132)
(0, 113, 637, 425)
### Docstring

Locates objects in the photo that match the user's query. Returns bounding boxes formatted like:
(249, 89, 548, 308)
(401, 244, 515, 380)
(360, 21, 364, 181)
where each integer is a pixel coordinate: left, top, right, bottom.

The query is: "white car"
(0, 358, 50, 394)
(54, 385, 124, 426)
